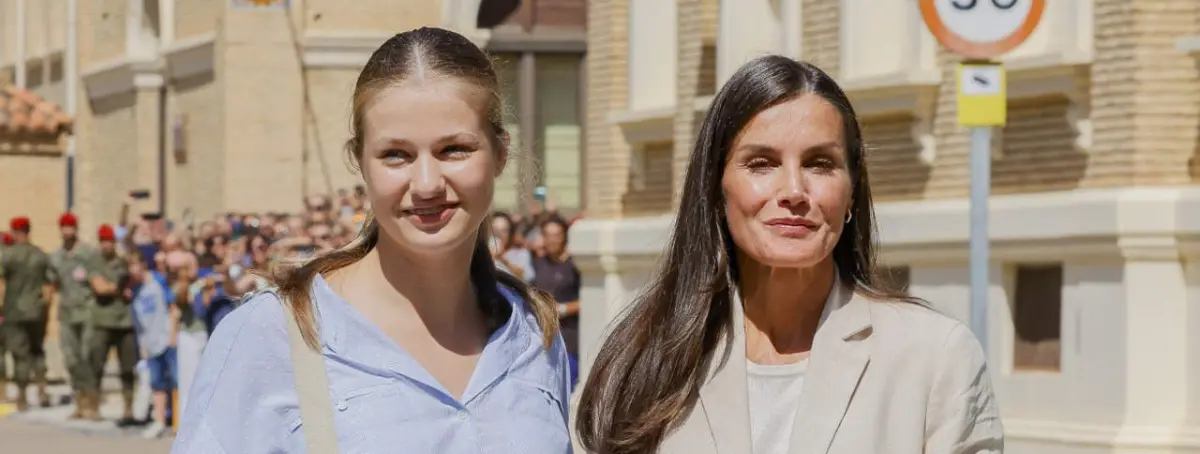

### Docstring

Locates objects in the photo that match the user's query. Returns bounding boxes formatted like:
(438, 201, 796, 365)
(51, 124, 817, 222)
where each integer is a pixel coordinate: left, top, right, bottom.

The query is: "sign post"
(919, 0, 1045, 353)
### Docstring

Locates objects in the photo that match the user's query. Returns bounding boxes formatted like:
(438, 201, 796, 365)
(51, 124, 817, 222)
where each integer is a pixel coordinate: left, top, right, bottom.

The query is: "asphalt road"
(0, 418, 174, 454)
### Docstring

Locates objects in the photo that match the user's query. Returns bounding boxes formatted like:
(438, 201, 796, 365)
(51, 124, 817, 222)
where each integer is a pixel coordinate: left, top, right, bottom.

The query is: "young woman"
(172, 27, 571, 453)
(576, 56, 1002, 454)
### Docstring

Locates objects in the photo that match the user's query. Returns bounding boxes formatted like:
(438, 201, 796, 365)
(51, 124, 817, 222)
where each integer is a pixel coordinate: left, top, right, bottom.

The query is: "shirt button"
(456, 409, 468, 420)
(336, 400, 348, 411)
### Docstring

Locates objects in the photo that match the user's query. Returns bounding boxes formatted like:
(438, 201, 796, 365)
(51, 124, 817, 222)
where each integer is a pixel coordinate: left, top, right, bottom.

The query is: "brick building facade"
(0, 0, 586, 252)
(574, 1, 1200, 452)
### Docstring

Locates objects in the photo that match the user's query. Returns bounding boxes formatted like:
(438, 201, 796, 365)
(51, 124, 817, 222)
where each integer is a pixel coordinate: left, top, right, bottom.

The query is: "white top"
(745, 278, 842, 454)
(748, 358, 810, 454)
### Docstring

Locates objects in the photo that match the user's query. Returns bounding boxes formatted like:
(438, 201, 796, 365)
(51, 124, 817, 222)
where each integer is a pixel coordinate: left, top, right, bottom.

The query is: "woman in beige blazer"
(575, 56, 1003, 454)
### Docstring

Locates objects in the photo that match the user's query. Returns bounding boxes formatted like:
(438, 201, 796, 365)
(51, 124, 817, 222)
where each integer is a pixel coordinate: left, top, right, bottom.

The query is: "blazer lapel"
(790, 286, 872, 454)
(698, 294, 753, 454)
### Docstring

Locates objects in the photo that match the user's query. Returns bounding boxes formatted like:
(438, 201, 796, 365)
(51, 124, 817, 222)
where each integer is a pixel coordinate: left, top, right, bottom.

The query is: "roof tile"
(0, 85, 73, 136)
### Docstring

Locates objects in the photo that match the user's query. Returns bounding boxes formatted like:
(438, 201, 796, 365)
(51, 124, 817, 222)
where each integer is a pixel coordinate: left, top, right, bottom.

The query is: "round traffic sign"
(919, 0, 1046, 60)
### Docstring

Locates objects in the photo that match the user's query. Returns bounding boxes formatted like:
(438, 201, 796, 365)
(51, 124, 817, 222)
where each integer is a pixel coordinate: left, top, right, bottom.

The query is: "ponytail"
(271, 216, 379, 350)
(469, 224, 561, 348)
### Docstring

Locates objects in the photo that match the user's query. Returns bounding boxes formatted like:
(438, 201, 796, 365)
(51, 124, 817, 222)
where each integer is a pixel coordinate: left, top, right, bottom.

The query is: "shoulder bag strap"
(279, 293, 340, 453)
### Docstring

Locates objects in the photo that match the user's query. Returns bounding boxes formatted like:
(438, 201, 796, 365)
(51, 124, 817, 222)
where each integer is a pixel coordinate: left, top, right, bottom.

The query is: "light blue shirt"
(171, 275, 573, 453)
(131, 277, 172, 358)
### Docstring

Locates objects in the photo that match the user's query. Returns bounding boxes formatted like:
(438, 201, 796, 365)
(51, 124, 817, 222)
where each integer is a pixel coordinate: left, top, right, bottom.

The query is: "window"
(536, 54, 583, 212)
(1012, 264, 1063, 371)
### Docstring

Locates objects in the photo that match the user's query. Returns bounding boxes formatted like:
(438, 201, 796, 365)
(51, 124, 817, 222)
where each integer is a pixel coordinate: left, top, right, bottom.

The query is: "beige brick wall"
(167, 72, 226, 222)
(80, 0, 127, 65)
(175, 0, 222, 40)
(1123, 0, 1199, 186)
(802, 0, 840, 79)
(861, 114, 929, 202)
(0, 142, 67, 253)
(220, 6, 305, 213)
(304, 0, 443, 33)
(623, 141, 675, 215)
(670, 0, 703, 204)
(583, 0, 630, 218)
(993, 96, 1086, 194)
(77, 90, 141, 233)
(303, 68, 360, 197)
(921, 49, 970, 199)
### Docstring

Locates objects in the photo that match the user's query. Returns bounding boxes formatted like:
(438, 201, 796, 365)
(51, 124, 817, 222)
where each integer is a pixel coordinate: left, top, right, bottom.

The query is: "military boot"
(68, 391, 84, 419)
(14, 385, 29, 412)
(121, 389, 135, 422)
(36, 379, 50, 408)
(80, 390, 102, 421)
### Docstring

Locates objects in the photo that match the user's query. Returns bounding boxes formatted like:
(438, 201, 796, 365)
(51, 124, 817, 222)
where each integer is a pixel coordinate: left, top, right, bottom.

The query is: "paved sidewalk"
(2, 380, 174, 439)
(0, 418, 173, 453)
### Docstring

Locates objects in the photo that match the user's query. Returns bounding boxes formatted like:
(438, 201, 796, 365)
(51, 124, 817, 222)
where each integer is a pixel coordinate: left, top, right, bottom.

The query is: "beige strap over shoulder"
(280, 294, 340, 453)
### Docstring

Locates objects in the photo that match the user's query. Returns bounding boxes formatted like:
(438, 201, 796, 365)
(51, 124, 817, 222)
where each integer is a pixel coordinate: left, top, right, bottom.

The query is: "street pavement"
(0, 418, 173, 453)
(1, 381, 175, 453)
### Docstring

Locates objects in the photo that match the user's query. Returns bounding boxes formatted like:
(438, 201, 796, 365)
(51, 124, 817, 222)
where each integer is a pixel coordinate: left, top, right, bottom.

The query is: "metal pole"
(66, 0, 78, 210)
(969, 126, 991, 354)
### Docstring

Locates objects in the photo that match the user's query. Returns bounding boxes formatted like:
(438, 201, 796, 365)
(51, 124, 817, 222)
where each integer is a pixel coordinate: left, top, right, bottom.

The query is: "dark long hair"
(268, 27, 559, 351)
(574, 56, 914, 453)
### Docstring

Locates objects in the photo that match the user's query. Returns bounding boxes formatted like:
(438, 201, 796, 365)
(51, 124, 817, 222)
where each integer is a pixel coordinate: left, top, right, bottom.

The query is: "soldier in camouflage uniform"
(48, 212, 101, 420)
(0, 217, 53, 412)
(0, 230, 12, 403)
(86, 224, 137, 421)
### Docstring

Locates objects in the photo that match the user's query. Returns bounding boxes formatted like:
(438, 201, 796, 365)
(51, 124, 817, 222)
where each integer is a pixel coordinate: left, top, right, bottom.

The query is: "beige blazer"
(657, 284, 1004, 454)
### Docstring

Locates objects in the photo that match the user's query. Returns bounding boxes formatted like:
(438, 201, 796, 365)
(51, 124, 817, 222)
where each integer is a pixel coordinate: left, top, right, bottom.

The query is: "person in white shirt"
(576, 56, 1003, 454)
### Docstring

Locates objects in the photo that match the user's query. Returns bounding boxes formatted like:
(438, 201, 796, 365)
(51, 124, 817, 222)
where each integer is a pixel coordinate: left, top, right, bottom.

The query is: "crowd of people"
(0, 182, 582, 440)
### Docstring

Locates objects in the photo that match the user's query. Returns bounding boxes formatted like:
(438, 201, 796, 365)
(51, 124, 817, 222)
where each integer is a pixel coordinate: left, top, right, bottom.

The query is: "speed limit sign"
(918, 0, 1048, 352)
(919, 0, 1046, 60)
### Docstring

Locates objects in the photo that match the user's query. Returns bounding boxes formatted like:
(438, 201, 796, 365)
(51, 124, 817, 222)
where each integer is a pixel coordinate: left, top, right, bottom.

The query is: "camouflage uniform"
(1, 241, 53, 411)
(87, 252, 136, 419)
(49, 244, 100, 418)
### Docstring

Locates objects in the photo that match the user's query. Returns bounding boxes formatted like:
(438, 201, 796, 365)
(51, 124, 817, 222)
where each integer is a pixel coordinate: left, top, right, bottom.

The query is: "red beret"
(10, 217, 30, 232)
(59, 212, 78, 227)
(1, 232, 13, 246)
(98, 224, 116, 241)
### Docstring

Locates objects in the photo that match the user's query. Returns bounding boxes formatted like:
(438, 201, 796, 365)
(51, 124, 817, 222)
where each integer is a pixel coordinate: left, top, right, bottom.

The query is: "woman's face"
(721, 94, 853, 269)
(490, 217, 512, 250)
(359, 79, 504, 256)
(248, 236, 269, 264)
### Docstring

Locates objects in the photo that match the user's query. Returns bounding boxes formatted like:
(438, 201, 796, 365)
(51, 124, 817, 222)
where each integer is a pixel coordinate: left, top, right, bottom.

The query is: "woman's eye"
(381, 149, 410, 163)
(745, 157, 774, 172)
(442, 145, 474, 157)
(807, 157, 838, 172)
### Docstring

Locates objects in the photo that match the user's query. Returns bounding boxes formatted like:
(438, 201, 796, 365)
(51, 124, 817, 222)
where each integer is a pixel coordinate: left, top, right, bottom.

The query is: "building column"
(577, 53, 588, 213)
(1114, 237, 1191, 450)
(134, 72, 165, 213)
(65, 0, 78, 210)
(780, 0, 803, 59)
(158, 0, 175, 47)
(15, 0, 27, 88)
(715, 0, 781, 86)
(518, 51, 538, 206)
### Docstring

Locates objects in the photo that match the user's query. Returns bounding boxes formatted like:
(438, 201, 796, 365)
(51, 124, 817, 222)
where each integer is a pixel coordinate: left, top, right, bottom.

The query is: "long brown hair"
(574, 56, 918, 453)
(270, 27, 559, 351)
